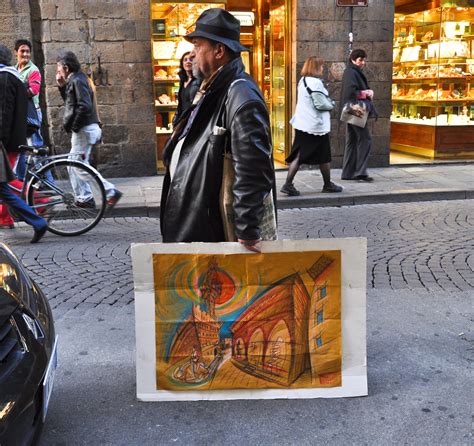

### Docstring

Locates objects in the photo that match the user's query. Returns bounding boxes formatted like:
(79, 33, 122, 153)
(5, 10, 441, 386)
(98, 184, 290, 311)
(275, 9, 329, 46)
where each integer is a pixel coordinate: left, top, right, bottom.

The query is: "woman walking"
(281, 57, 342, 196)
(341, 48, 376, 182)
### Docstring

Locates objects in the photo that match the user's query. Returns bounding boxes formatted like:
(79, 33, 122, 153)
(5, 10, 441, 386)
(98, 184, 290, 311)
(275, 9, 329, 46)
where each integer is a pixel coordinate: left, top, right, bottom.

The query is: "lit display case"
(151, 2, 224, 167)
(391, 5, 474, 160)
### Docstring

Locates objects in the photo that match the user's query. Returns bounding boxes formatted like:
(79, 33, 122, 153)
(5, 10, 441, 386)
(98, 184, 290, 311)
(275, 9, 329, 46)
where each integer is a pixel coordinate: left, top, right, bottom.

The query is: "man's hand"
(238, 238, 262, 253)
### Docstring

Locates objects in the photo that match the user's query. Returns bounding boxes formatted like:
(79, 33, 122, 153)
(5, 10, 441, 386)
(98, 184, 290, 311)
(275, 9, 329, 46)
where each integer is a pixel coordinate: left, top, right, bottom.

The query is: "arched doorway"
(248, 328, 265, 367)
(265, 320, 291, 377)
(234, 337, 246, 361)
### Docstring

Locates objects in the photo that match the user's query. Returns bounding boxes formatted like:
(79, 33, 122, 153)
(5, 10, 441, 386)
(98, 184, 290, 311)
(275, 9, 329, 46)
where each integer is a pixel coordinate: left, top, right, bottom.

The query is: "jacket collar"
(15, 59, 33, 73)
(0, 65, 21, 80)
(206, 57, 245, 94)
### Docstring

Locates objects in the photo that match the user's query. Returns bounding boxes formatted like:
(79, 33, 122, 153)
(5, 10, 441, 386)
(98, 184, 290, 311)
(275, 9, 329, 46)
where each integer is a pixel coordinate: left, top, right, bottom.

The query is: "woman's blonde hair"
(301, 57, 324, 77)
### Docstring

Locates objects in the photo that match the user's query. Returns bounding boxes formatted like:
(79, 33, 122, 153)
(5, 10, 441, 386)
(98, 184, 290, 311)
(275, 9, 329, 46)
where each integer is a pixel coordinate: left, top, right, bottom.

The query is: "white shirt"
(290, 77, 331, 135)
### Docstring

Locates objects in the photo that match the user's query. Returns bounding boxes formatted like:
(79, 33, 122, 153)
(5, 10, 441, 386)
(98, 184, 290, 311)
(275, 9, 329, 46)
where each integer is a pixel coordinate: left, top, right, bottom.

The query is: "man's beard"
(192, 64, 203, 79)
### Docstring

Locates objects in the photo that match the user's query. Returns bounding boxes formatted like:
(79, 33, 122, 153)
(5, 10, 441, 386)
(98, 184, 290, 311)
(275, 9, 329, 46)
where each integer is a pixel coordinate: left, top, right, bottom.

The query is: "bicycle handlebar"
(18, 145, 50, 156)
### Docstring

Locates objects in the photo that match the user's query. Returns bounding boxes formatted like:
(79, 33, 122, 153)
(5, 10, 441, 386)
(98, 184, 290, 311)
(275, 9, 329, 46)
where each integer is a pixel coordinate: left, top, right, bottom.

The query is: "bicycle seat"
(18, 145, 50, 156)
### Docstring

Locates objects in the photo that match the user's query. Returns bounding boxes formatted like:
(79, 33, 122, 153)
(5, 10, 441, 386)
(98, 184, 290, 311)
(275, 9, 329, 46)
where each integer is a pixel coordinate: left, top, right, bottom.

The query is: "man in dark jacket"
(340, 48, 376, 182)
(0, 44, 48, 242)
(55, 51, 122, 208)
(160, 8, 275, 252)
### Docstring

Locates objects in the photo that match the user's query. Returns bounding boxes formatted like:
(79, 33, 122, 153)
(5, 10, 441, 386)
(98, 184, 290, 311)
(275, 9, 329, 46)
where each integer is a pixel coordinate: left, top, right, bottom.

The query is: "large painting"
(132, 239, 367, 401)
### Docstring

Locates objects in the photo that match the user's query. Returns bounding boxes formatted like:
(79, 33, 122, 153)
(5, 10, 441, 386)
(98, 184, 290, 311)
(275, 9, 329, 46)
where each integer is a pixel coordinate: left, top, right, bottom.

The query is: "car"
(0, 243, 57, 446)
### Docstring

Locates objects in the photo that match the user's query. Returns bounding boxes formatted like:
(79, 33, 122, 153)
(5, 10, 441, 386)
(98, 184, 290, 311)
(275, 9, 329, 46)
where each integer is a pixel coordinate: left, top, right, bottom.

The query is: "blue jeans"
(0, 183, 47, 230)
(69, 124, 115, 202)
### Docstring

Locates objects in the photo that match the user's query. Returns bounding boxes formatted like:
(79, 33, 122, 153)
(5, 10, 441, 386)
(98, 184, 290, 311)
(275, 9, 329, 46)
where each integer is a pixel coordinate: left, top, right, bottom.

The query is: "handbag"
(26, 99, 41, 136)
(303, 77, 335, 112)
(218, 80, 278, 242)
(340, 101, 369, 128)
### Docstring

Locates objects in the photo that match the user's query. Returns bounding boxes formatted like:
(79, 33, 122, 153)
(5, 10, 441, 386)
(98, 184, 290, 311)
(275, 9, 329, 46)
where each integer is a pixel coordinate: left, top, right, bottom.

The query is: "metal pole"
(348, 6, 353, 56)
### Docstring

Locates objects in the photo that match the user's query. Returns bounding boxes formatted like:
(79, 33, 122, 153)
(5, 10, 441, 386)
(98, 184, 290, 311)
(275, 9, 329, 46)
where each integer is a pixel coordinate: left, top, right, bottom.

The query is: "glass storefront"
(391, 2, 474, 163)
(150, 0, 292, 170)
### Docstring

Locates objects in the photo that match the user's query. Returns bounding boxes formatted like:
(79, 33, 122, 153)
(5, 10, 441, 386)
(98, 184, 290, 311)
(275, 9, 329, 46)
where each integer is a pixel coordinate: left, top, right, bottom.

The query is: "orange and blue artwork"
(153, 250, 342, 391)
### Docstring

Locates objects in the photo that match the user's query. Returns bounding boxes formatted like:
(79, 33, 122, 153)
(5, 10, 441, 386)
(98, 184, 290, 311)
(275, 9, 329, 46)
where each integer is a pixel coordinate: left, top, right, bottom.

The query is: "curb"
(105, 189, 473, 218)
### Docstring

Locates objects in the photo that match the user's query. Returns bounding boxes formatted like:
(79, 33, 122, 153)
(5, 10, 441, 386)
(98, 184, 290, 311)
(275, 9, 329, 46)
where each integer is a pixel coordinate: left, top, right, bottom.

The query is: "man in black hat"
(160, 8, 275, 252)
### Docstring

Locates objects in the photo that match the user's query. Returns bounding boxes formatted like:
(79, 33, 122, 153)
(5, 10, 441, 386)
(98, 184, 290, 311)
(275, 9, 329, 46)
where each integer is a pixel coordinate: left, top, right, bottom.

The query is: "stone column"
(40, 0, 156, 177)
(0, 1, 32, 48)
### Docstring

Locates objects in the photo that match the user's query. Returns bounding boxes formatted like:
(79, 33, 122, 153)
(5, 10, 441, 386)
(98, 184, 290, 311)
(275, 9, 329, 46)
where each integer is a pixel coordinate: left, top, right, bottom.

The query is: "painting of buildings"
(153, 250, 341, 391)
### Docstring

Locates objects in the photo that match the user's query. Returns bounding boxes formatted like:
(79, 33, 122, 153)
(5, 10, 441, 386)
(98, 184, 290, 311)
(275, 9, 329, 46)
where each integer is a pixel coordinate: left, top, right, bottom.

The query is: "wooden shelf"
(392, 98, 472, 104)
(155, 104, 177, 112)
(393, 35, 474, 49)
(393, 76, 471, 82)
(154, 79, 179, 84)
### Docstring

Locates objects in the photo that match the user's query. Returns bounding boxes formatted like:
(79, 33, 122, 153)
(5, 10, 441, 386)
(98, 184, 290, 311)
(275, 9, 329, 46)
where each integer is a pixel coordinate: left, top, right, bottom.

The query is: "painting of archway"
(234, 337, 246, 361)
(265, 320, 291, 378)
(248, 328, 265, 367)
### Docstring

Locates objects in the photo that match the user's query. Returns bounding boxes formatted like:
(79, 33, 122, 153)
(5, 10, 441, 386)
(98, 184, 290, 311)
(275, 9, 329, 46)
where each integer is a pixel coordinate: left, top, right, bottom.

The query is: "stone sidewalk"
(107, 163, 474, 216)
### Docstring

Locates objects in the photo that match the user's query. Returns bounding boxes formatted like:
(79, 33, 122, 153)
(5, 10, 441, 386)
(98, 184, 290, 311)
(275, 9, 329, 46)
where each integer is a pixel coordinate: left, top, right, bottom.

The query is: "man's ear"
(215, 43, 226, 60)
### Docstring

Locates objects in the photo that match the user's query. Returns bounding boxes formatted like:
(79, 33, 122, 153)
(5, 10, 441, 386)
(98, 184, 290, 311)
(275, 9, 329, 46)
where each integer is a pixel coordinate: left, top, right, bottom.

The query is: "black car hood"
(0, 289, 19, 326)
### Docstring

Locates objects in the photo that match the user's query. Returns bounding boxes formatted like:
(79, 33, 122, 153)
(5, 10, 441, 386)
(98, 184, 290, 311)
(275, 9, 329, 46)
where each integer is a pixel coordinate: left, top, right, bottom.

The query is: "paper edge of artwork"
(132, 238, 367, 401)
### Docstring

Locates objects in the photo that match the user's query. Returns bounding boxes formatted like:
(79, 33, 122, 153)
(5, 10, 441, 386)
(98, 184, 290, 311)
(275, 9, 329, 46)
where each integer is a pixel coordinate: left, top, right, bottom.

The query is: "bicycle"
(3, 145, 106, 236)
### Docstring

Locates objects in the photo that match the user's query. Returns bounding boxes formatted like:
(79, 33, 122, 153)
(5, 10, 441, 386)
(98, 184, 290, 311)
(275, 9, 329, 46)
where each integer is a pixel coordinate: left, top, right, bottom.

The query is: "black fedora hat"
(186, 8, 248, 53)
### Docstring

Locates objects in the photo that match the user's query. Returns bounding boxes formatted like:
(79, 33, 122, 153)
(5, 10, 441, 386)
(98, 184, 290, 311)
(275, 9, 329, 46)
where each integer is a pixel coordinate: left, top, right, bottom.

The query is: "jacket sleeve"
(230, 100, 274, 240)
(26, 69, 41, 98)
(71, 78, 93, 132)
(1, 77, 16, 150)
(342, 68, 361, 103)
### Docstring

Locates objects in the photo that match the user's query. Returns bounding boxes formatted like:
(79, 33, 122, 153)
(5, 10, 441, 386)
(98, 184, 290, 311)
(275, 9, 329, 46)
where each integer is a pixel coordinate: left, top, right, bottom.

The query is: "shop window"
(391, 4, 474, 164)
(150, 2, 224, 170)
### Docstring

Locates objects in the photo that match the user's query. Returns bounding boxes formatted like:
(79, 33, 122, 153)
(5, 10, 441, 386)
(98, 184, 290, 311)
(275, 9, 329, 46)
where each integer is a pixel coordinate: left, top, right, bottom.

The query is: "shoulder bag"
(303, 77, 335, 112)
(340, 100, 369, 128)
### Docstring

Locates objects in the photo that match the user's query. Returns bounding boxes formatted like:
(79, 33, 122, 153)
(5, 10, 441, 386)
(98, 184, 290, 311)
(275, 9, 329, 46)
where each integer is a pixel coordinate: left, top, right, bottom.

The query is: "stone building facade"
(0, 0, 394, 177)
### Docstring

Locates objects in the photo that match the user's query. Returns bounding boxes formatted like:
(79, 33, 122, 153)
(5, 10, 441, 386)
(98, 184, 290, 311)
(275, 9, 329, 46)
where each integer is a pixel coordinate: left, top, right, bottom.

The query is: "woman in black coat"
(341, 48, 376, 182)
(172, 52, 201, 126)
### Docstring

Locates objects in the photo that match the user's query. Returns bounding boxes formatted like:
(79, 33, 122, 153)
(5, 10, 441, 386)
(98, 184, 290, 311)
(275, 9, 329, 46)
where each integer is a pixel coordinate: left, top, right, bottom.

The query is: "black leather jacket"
(58, 71, 99, 133)
(160, 57, 275, 243)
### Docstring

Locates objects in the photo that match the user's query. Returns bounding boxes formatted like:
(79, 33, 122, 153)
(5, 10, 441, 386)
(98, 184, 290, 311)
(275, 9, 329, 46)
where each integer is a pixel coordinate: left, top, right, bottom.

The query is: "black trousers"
(341, 123, 372, 179)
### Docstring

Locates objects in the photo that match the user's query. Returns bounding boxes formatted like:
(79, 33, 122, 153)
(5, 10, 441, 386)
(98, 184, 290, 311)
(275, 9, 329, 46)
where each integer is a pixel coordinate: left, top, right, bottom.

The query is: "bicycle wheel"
(26, 159, 106, 236)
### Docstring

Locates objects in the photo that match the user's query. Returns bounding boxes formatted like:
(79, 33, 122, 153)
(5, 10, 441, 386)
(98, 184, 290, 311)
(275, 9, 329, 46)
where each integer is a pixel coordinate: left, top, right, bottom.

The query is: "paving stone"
(2, 200, 473, 319)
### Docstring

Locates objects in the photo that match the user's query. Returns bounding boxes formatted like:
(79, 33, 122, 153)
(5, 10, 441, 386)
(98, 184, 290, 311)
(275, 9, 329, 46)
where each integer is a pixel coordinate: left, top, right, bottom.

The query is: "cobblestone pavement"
(1, 200, 472, 318)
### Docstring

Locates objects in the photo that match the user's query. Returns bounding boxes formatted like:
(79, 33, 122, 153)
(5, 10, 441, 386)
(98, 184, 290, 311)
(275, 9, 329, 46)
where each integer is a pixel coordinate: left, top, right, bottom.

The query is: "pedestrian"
(280, 57, 342, 196)
(172, 51, 201, 126)
(55, 50, 122, 209)
(14, 39, 44, 177)
(160, 8, 275, 252)
(341, 48, 377, 182)
(0, 44, 48, 242)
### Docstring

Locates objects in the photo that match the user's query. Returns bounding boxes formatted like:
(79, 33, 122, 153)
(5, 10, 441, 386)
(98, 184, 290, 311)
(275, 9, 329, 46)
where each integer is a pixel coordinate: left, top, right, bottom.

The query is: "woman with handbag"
(340, 48, 377, 182)
(280, 57, 342, 196)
